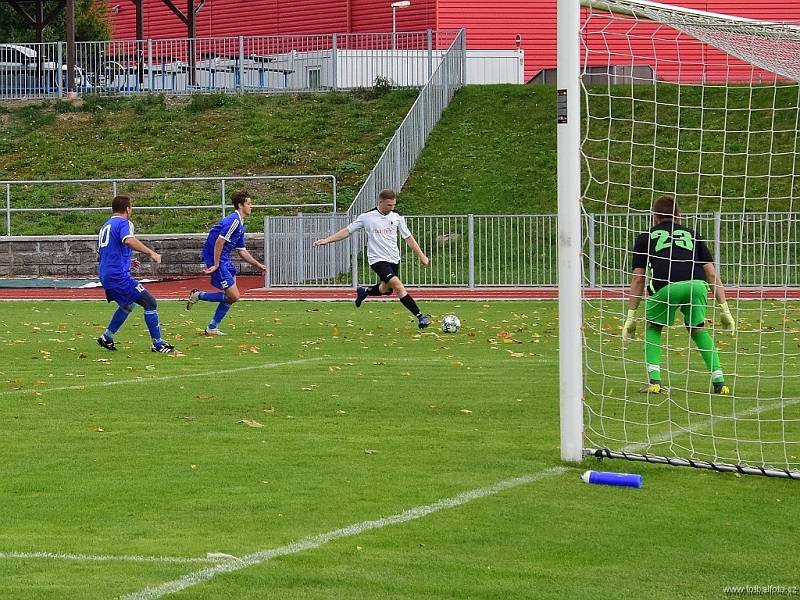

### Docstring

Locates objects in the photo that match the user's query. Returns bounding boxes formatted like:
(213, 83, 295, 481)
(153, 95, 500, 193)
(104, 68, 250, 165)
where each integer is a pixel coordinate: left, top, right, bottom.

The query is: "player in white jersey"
(313, 188, 432, 329)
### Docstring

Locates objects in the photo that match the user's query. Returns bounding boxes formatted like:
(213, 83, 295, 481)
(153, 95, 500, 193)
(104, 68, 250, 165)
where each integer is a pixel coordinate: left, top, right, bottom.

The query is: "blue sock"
(143, 309, 163, 344)
(209, 302, 232, 329)
(104, 306, 132, 338)
(200, 291, 226, 303)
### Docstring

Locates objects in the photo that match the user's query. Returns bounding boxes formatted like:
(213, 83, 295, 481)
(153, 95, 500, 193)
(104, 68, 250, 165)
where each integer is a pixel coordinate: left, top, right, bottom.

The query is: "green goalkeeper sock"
(644, 326, 663, 382)
(691, 329, 724, 383)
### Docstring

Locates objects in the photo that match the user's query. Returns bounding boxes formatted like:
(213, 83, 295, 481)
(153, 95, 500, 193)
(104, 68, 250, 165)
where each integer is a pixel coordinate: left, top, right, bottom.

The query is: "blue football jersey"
(98, 216, 134, 280)
(202, 211, 245, 266)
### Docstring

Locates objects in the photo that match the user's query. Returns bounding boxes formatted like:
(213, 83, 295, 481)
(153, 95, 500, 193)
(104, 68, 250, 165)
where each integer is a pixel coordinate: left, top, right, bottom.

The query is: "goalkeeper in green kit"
(622, 195, 735, 395)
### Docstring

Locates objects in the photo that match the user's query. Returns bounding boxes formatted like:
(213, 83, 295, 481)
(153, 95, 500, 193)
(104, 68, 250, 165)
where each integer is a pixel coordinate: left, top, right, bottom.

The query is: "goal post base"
(584, 448, 800, 480)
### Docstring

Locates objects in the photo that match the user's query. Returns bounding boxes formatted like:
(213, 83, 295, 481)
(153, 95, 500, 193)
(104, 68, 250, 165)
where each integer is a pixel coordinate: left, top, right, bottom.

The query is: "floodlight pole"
(391, 1, 411, 50)
(557, 0, 584, 463)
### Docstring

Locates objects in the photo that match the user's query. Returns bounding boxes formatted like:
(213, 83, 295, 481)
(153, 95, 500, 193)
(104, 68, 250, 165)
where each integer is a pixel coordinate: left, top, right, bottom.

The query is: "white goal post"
(558, 0, 800, 478)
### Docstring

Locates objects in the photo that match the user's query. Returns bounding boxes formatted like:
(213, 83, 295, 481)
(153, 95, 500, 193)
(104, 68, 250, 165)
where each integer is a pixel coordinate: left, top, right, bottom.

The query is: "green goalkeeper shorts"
(645, 279, 709, 327)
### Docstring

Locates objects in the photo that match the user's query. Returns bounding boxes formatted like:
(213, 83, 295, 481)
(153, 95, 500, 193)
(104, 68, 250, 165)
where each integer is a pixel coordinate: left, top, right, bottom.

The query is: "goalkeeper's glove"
(719, 302, 735, 335)
(621, 309, 637, 340)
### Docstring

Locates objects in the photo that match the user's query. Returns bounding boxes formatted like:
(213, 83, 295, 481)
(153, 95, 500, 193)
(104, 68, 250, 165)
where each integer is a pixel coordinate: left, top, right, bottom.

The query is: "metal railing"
(586, 212, 800, 288)
(347, 29, 466, 217)
(0, 31, 462, 100)
(1, 175, 336, 236)
(264, 212, 800, 287)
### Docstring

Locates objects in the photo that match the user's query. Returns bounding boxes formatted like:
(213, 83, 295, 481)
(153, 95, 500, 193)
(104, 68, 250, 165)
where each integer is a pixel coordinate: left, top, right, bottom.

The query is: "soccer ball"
(441, 314, 461, 333)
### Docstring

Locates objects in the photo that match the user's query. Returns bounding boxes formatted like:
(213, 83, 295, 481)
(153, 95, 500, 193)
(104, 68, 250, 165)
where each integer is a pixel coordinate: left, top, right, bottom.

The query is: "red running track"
(0, 276, 797, 301)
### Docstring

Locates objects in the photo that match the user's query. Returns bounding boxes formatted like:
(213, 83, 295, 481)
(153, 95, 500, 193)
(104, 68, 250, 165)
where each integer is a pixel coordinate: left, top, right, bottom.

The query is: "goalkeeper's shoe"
(152, 341, 176, 354)
(186, 289, 201, 310)
(639, 381, 665, 394)
(713, 382, 731, 395)
(97, 334, 117, 351)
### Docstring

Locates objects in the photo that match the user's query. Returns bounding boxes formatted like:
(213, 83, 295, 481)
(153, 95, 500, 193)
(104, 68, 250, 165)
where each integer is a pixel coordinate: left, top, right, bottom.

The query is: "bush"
(186, 93, 237, 113)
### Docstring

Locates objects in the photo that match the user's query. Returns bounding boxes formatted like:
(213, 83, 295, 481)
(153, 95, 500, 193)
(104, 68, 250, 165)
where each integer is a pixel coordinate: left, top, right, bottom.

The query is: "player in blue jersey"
(185, 190, 267, 335)
(96, 195, 175, 353)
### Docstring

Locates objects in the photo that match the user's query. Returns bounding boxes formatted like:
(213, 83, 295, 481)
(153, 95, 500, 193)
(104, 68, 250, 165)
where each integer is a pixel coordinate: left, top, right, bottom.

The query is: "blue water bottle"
(581, 470, 643, 488)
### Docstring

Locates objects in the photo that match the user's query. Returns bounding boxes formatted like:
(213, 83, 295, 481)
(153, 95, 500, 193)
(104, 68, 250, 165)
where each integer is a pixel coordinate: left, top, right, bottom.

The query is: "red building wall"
(108, 1, 800, 81)
(438, 0, 547, 53)
(110, 0, 435, 39)
(436, 0, 800, 81)
(350, 0, 436, 32)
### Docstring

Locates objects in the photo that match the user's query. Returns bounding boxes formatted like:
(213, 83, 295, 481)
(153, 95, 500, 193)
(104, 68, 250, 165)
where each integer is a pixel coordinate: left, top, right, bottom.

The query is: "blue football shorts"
(102, 274, 145, 307)
(210, 262, 237, 290)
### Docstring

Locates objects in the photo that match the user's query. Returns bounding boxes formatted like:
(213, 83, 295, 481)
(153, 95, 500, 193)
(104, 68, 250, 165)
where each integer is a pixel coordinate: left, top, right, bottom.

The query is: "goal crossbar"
(581, 0, 800, 82)
(580, 0, 798, 27)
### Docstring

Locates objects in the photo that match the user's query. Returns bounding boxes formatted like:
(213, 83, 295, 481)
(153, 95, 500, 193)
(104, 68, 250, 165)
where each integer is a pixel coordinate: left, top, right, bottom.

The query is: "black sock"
(399, 294, 421, 317)
(367, 284, 383, 296)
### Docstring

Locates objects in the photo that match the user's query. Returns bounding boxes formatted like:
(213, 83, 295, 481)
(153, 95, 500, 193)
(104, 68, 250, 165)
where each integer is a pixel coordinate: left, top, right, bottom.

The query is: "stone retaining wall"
(0, 234, 265, 277)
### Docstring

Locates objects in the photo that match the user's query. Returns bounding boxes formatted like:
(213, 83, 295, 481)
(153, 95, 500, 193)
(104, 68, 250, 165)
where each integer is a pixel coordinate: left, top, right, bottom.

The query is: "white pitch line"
(120, 391, 799, 599)
(623, 396, 800, 452)
(121, 466, 569, 600)
(0, 551, 223, 564)
(0, 355, 547, 398)
(0, 356, 329, 398)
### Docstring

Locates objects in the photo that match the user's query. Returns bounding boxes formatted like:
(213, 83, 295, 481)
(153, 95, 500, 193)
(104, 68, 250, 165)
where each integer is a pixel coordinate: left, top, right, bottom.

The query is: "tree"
(0, 0, 111, 43)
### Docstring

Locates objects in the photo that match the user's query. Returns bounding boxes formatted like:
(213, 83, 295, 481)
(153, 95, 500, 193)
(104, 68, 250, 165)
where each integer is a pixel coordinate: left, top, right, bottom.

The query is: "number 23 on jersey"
(650, 229, 694, 252)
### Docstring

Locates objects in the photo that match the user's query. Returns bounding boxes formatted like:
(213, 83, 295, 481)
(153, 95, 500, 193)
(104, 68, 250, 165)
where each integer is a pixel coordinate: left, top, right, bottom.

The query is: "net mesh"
(579, 0, 800, 475)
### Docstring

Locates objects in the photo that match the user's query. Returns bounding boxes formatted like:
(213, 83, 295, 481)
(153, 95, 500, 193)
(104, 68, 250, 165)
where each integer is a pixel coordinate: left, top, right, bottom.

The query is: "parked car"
(0, 43, 87, 95)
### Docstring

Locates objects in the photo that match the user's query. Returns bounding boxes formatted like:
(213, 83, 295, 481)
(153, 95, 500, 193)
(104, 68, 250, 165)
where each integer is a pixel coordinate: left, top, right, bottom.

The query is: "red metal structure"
(107, 0, 800, 81)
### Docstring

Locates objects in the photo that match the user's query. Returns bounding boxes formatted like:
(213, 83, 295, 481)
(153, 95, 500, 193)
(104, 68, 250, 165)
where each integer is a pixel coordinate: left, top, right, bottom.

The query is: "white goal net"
(571, 0, 800, 478)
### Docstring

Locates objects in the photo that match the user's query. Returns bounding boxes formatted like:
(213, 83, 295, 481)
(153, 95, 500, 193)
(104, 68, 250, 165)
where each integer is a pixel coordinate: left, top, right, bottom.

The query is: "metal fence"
(347, 29, 466, 218)
(264, 212, 800, 287)
(0, 32, 523, 101)
(0, 30, 498, 100)
(586, 212, 800, 287)
(0, 175, 336, 237)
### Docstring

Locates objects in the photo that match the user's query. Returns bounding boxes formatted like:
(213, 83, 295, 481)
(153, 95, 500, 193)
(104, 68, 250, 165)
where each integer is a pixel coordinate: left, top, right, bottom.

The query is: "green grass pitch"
(0, 300, 798, 599)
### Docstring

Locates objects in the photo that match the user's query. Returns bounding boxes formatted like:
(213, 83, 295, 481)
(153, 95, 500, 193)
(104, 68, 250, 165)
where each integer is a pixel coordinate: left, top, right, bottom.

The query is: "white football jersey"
(347, 208, 412, 265)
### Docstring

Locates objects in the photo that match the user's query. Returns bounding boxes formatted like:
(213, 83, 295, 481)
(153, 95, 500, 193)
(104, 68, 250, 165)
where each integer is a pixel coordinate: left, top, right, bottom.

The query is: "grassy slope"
(1, 83, 797, 233)
(0, 92, 418, 184)
(400, 83, 800, 216)
(399, 85, 557, 215)
(0, 90, 417, 233)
